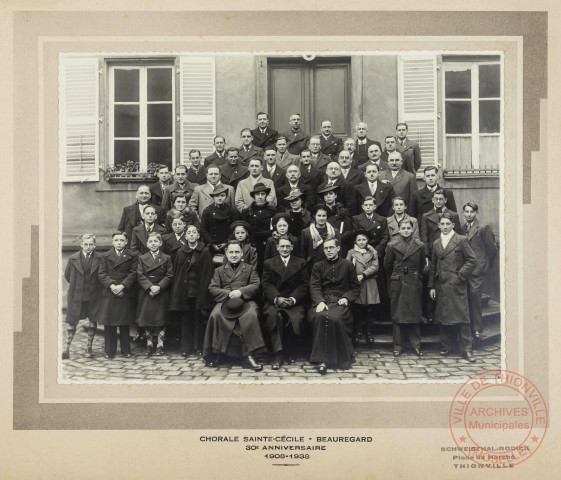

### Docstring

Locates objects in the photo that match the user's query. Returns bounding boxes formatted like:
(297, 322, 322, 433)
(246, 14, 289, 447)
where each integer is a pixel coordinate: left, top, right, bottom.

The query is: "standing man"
(262, 146, 286, 192)
(380, 136, 398, 171)
(378, 151, 418, 208)
(461, 203, 498, 340)
(281, 113, 309, 155)
(186, 149, 207, 185)
(318, 162, 358, 215)
(308, 135, 333, 171)
(319, 120, 343, 159)
(336, 150, 365, 186)
(118, 185, 165, 248)
(409, 166, 457, 221)
(238, 128, 263, 166)
(189, 165, 235, 216)
(220, 147, 250, 191)
(161, 165, 196, 211)
(251, 112, 278, 150)
(275, 136, 299, 170)
(354, 122, 382, 168)
(149, 165, 171, 207)
(395, 122, 422, 174)
(298, 149, 323, 198)
(204, 135, 228, 168)
(342, 137, 358, 167)
(355, 163, 395, 217)
(235, 157, 277, 211)
(277, 164, 314, 210)
(359, 144, 389, 173)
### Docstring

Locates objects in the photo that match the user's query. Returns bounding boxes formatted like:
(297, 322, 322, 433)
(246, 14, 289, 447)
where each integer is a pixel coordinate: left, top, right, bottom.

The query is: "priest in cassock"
(308, 238, 360, 374)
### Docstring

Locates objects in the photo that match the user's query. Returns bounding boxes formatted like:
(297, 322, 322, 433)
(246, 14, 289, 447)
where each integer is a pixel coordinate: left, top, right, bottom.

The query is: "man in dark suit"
(354, 122, 382, 168)
(352, 195, 389, 258)
(149, 165, 171, 207)
(461, 202, 498, 339)
(280, 113, 309, 155)
(343, 137, 359, 167)
(355, 163, 395, 217)
(420, 189, 461, 258)
(220, 147, 250, 191)
(319, 120, 343, 159)
(409, 166, 457, 221)
(238, 128, 263, 166)
(378, 151, 418, 208)
(335, 150, 365, 186)
(317, 162, 358, 215)
(297, 149, 323, 199)
(186, 149, 207, 185)
(262, 146, 286, 192)
(251, 112, 278, 150)
(262, 236, 309, 368)
(117, 185, 165, 248)
(382, 135, 415, 173)
(161, 165, 197, 211)
(204, 135, 227, 168)
(396, 122, 422, 174)
(359, 144, 389, 173)
(308, 135, 333, 171)
(277, 164, 314, 210)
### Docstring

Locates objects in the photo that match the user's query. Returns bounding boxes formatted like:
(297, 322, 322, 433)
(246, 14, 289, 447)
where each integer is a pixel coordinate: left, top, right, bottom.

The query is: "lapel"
(136, 225, 150, 247)
(145, 251, 165, 272)
(467, 218, 479, 240)
(127, 204, 141, 226)
(375, 182, 389, 204)
(184, 242, 202, 272)
(387, 215, 399, 235)
(392, 238, 409, 257)
(71, 253, 84, 274)
(269, 254, 288, 280)
(391, 169, 404, 186)
(403, 239, 422, 260)
(113, 248, 132, 267)
(441, 233, 459, 257)
(350, 250, 370, 268)
(277, 152, 293, 169)
(201, 183, 214, 202)
(426, 210, 441, 227)
(288, 130, 305, 144)
(224, 262, 246, 283)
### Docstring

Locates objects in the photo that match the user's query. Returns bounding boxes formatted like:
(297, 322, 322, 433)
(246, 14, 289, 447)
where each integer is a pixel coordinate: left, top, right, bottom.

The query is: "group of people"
(63, 113, 498, 375)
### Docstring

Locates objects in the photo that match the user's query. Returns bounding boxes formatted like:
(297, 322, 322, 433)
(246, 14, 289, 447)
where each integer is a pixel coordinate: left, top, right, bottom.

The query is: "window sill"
(104, 173, 157, 183)
(443, 169, 500, 179)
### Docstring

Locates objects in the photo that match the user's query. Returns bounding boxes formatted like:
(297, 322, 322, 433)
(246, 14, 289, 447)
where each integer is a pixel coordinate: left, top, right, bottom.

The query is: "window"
(442, 60, 502, 175)
(108, 63, 175, 172)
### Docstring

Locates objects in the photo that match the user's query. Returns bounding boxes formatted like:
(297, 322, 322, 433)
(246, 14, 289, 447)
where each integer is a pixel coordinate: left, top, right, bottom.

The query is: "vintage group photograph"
(59, 50, 503, 383)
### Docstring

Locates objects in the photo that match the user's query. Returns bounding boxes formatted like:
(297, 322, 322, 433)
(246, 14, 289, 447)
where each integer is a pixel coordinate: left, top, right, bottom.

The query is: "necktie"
(466, 222, 472, 232)
(370, 182, 376, 196)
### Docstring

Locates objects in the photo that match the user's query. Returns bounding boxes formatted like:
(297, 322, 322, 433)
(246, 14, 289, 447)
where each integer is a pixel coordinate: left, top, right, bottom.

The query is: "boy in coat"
(136, 232, 174, 356)
(462, 202, 498, 339)
(98, 232, 138, 359)
(262, 236, 309, 369)
(428, 212, 477, 362)
(130, 205, 167, 255)
(62, 234, 102, 359)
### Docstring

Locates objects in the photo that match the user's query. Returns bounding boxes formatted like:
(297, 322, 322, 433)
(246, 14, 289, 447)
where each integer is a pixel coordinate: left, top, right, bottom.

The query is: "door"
(268, 58, 350, 136)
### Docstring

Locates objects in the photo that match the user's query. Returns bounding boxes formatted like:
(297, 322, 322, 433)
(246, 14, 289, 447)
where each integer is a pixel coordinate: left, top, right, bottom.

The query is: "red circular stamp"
(449, 369, 547, 467)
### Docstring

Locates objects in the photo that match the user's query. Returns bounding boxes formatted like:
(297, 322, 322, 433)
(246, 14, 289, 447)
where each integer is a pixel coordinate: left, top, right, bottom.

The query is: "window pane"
(114, 140, 139, 169)
(445, 69, 471, 98)
(445, 101, 472, 134)
(479, 100, 500, 133)
(148, 104, 173, 137)
(479, 64, 500, 98)
(114, 69, 139, 102)
(446, 137, 472, 169)
(479, 136, 499, 169)
(148, 139, 173, 170)
(147, 68, 172, 101)
(114, 105, 139, 137)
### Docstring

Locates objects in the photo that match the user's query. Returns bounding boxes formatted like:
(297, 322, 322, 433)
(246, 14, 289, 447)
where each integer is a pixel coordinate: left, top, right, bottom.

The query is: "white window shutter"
(397, 54, 438, 170)
(179, 57, 216, 166)
(59, 57, 100, 182)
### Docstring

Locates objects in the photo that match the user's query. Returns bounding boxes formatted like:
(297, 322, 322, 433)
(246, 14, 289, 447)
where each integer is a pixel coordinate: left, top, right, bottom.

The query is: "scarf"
(309, 222, 336, 249)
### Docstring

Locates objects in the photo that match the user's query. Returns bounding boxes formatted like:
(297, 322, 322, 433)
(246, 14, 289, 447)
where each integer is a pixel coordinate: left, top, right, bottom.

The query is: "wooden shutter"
(397, 54, 438, 171)
(59, 57, 100, 182)
(179, 56, 216, 166)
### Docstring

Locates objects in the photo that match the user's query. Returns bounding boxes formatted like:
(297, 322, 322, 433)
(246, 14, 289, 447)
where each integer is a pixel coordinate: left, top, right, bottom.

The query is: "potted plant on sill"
(103, 161, 166, 183)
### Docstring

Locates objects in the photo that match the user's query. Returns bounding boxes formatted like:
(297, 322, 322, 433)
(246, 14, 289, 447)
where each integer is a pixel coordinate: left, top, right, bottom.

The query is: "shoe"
(205, 359, 216, 368)
(414, 349, 424, 357)
(145, 347, 153, 357)
(353, 333, 363, 345)
(393, 350, 401, 357)
(123, 353, 131, 358)
(104, 353, 114, 360)
(155, 347, 165, 356)
(61, 349, 69, 360)
(181, 352, 189, 358)
(463, 351, 476, 363)
(242, 355, 263, 372)
(474, 331, 482, 340)
(196, 350, 203, 356)
(132, 333, 146, 344)
(271, 353, 283, 370)
(366, 335, 374, 345)
(317, 363, 327, 375)
(440, 349, 449, 356)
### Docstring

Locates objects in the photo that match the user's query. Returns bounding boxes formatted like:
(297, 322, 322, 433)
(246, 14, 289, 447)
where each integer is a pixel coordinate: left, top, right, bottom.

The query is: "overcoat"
(200, 203, 240, 246)
(117, 202, 165, 248)
(238, 144, 263, 166)
(311, 152, 333, 171)
(251, 127, 278, 150)
(355, 180, 396, 218)
(187, 166, 208, 186)
(280, 129, 310, 155)
(262, 165, 286, 192)
(97, 248, 138, 326)
(203, 262, 264, 357)
(387, 213, 420, 241)
(188, 182, 236, 216)
(428, 233, 477, 325)
(262, 255, 309, 351)
(169, 242, 213, 312)
(378, 168, 418, 208)
(136, 251, 174, 326)
(299, 164, 323, 193)
(352, 212, 389, 257)
(277, 181, 314, 210)
(384, 237, 426, 324)
(64, 250, 102, 323)
(396, 138, 422, 173)
(204, 150, 227, 168)
(461, 219, 497, 291)
(130, 223, 166, 255)
(420, 208, 461, 256)
(319, 134, 343, 159)
(409, 184, 458, 221)
(338, 168, 365, 186)
(276, 151, 300, 170)
(346, 247, 380, 305)
(220, 163, 250, 190)
(149, 181, 166, 207)
(161, 232, 187, 264)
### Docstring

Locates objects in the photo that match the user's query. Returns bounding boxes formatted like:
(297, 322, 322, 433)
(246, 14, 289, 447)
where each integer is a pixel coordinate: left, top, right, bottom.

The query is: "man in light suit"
(189, 165, 235, 216)
(354, 122, 382, 168)
(204, 135, 228, 168)
(235, 157, 277, 212)
(396, 122, 422, 174)
(275, 136, 299, 170)
(238, 128, 263, 166)
(378, 151, 418, 208)
(251, 112, 278, 150)
(319, 120, 343, 160)
(280, 113, 309, 156)
(308, 135, 333, 171)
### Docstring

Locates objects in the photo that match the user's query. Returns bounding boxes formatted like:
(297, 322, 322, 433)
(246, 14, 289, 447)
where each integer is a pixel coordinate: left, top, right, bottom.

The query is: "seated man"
(262, 236, 309, 369)
(203, 241, 266, 371)
(308, 238, 360, 374)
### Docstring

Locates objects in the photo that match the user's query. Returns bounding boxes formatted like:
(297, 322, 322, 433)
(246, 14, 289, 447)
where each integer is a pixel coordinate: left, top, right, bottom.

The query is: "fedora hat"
(209, 185, 229, 197)
(221, 297, 251, 320)
(249, 182, 271, 197)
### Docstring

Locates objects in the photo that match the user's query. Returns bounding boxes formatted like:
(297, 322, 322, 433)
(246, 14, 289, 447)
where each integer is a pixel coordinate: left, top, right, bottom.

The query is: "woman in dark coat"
(300, 204, 340, 275)
(319, 184, 354, 256)
(98, 232, 138, 358)
(227, 220, 258, 267)
(136, 232, 174, 356)
(169, 224, 213, 357)
(284, 189, 312, 237)
(428, 212, 477, 362)
(384, 218, 426, 357)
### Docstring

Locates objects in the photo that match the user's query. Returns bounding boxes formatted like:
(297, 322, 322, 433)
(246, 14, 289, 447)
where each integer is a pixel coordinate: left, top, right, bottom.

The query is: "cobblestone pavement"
(60, 324, 501, 383)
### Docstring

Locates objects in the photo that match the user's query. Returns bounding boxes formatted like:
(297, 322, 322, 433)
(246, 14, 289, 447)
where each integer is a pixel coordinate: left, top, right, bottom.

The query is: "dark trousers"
(440, 324, 473, 353)
(467, 287, 483, 333)
(393, 324, 421, 351)
(180, 298, 203, 354)
(352, 304, 375, 337)
(104, 325, 131, 357)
